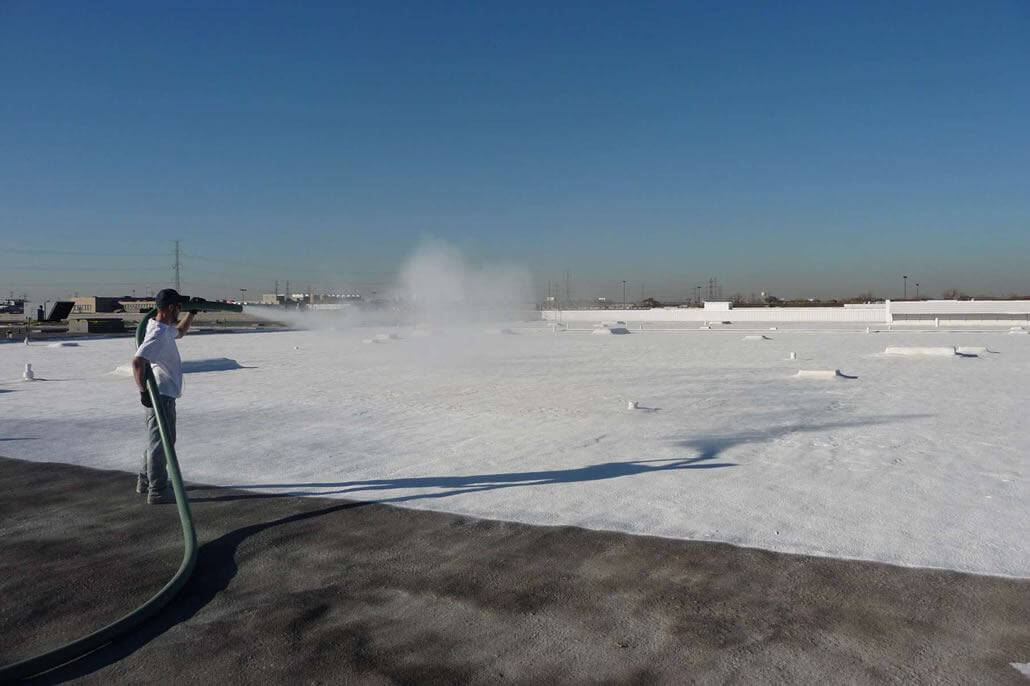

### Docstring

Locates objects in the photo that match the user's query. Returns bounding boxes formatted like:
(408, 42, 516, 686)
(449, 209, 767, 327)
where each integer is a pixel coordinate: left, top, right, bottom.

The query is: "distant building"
(72, 296, 122, 314)
(0, 298, 25, 314)
(314, 292, 362, 304)
(271, 292, 362, 305)
(69, 318, 126, 333)
(888, 299, 1030, 326)
(118, 298, 157, 313)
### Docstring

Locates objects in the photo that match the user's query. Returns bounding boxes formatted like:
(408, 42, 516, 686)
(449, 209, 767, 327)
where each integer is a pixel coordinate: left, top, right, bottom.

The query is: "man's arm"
(132, 356, 154, 407)
(176, 311, 196, 338)
(132, 356, 149, 393)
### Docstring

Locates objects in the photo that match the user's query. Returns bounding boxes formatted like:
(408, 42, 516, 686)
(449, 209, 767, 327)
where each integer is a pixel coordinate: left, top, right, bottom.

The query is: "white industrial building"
(888, 300, 1030, 326)
(542, 300, 1030, 326)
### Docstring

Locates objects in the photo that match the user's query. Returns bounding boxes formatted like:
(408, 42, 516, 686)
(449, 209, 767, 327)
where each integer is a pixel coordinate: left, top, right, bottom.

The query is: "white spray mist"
(395, 241, 533, 326)
(245, 240, 534, 330)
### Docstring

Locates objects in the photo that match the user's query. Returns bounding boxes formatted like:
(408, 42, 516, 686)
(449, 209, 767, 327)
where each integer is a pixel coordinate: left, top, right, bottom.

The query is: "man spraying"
(131, 288, 196, 504)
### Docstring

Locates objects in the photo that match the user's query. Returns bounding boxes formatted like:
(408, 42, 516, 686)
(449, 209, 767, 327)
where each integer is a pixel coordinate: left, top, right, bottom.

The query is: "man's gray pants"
(141, 395, 176, 493)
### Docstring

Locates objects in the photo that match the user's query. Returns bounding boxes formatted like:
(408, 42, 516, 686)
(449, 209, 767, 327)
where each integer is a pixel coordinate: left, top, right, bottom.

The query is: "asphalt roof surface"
(1, 456, 1027, 684)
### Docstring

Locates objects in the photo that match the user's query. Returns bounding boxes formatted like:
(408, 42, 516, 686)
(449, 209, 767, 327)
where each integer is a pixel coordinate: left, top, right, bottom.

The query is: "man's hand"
(140, 390, 153, 408)
(176, 311, 195, 338)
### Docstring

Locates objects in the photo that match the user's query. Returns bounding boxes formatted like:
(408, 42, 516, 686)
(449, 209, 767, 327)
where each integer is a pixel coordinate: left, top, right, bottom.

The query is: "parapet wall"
(541, 307, 886, 323)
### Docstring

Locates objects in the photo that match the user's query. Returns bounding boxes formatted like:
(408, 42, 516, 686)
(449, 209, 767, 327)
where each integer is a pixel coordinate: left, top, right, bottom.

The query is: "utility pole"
(622, 280, 627, 308)
(903, 275, 908, 300)
(285, 280, 290, 308)
(173, 240, 182, 291)
(915, 282, 920, 299)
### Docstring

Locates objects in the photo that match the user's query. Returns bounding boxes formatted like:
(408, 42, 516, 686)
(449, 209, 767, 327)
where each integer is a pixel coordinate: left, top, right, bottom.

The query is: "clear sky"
(2, 1, 1028, 302)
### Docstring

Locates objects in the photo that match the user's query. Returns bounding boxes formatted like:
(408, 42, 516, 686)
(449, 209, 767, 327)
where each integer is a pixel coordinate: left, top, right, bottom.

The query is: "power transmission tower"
(172, 240, 182, 290)
(706, 277, 721, 301)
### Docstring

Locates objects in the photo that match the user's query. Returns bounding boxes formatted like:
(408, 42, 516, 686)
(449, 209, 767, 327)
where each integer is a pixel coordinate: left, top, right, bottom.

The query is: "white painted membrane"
(884, 346, 956, 356)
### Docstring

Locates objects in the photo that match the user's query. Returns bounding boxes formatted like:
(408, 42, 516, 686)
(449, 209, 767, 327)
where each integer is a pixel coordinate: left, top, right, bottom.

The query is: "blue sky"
(2, 1, 1028, 301)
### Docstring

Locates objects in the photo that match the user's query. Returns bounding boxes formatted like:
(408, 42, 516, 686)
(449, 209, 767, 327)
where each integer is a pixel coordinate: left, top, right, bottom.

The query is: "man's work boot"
(147, 488, 175, 505)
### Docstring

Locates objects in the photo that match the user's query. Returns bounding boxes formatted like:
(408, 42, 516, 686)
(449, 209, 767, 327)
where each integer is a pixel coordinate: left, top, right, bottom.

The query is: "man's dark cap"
(155, 288, 188, 308)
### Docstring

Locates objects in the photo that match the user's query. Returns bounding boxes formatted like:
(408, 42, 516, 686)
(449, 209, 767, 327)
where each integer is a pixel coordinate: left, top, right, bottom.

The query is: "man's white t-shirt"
(135, 319, 184, 398)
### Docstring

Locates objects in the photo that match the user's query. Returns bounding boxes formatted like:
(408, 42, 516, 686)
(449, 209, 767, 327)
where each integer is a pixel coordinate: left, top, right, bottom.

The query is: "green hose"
(0, 299, 242, 681)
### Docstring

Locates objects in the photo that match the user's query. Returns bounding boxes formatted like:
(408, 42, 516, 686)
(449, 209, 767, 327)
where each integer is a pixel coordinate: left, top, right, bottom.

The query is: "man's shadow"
(189, 453, 736, 504)
(190, 414, 924, 505)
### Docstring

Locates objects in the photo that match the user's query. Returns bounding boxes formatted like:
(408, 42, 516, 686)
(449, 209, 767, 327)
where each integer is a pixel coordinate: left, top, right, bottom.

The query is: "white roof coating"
(2, 325, 1028, 578)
